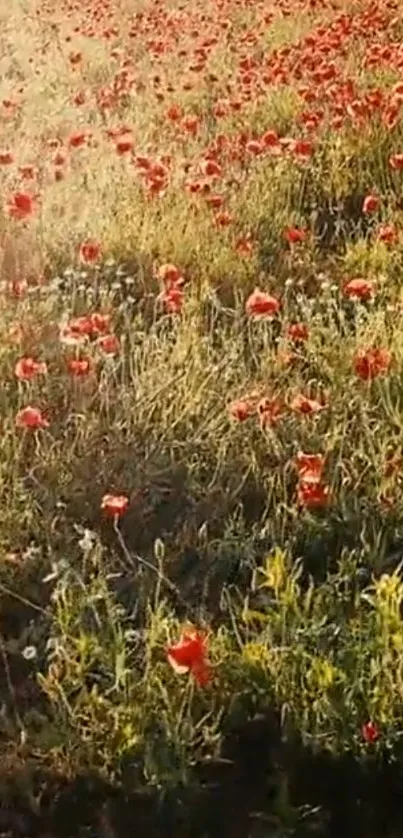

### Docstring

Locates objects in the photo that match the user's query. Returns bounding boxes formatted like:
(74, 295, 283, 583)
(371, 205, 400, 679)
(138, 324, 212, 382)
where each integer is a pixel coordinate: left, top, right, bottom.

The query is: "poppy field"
(3, 0, 403, 834)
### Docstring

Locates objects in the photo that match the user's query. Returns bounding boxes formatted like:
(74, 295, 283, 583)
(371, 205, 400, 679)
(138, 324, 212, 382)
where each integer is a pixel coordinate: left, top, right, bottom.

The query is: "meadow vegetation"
(1, 0, 403, 834)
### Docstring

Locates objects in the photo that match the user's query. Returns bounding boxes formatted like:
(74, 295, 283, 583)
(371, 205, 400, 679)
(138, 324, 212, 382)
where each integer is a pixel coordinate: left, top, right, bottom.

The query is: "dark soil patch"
(1, 716, 403, 838)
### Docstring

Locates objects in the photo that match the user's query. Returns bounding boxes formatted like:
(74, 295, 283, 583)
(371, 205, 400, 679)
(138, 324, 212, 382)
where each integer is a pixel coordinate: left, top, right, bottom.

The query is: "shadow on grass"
(1, 714, 403, 838)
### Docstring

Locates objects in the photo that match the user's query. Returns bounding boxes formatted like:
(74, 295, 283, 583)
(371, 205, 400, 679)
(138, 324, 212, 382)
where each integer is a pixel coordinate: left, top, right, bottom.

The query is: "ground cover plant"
(2, 0, 403, 834)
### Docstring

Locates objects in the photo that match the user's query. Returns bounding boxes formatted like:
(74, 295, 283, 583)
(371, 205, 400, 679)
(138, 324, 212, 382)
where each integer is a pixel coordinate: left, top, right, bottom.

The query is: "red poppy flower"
(245, 139, 262, 155)
(291, 139, 313, 158)
(134, 154, 152, 172)
(68, 358, 91, 377)
(15, 406, 49, 430)
(158, 286, 184, 314)
(0, 150, 14, 165)
(354, 347, 391, 380)
(284, 226, 306, 245)
(60, 316, 93, 344)
(296, 453, 324, 484)
(6, 191, 35, 219)
(290, 394, 325, 414)
(205, 193, 224, 209)
(101, 493, 129, 517)
(391, 82, 403, 100)
(115, 135, 133, 155)
(90, 312, 110, 335)
(229, 398, 255, 422)
(182, 115, 199, 136)
(389, 153, 403, 170)
(261, 129, 279, 148)
(297, 481, 329, 508)
(167, 627, 211, 686)
(377, 223, 399, 245)
(15, 357, 48, 381)
(73, 90, 86, 106)
(68, 131, 88, 148)
(343, 278, 375, 301)
(166, 103, 183, 122)
(362, 194, 379, 213)
(97, 334, 120, 355)
(202, 159, 222, 177)
(361, 721, 379, 743)
(215, 210, 233, 227)
(79, 240, 102, 264)
(287, 323, 309, 342)
(245, 288, 280, 317)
